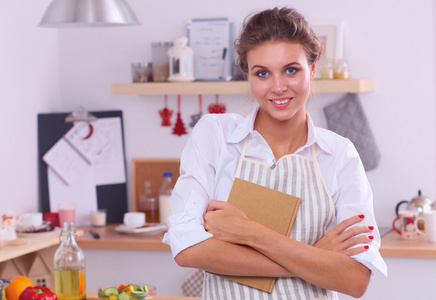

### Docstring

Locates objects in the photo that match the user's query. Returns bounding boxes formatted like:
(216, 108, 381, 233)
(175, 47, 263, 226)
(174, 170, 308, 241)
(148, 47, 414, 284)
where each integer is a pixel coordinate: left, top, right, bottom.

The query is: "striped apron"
(202, 136, 338, 300)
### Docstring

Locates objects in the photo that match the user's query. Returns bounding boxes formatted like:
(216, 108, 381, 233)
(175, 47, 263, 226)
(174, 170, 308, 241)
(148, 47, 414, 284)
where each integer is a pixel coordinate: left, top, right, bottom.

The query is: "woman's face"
(247, 41, 315, 124)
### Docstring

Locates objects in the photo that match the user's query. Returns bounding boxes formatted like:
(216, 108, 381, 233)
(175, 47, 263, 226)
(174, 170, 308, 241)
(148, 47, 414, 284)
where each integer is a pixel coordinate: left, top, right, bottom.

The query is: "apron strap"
(311, 144, 334, 211)
(235, 136, 250, 177)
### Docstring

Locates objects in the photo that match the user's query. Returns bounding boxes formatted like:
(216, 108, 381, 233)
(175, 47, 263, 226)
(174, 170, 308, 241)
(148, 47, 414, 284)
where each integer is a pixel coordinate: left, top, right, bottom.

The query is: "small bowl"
(0, 279, 10, 300)
(98, 284, 155, 300)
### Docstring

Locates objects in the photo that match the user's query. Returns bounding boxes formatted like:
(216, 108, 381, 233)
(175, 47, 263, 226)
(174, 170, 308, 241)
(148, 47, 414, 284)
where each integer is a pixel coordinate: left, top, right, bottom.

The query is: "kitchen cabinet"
(111, 79, 374, 96)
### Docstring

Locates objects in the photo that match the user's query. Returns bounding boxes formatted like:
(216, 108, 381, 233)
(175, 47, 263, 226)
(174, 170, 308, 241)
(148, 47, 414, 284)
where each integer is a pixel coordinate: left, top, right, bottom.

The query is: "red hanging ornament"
(190, 94, 203, 128)
(172, 95, 188, 136)
(159, 95, 173, 126)
(208, 94, 226, 114)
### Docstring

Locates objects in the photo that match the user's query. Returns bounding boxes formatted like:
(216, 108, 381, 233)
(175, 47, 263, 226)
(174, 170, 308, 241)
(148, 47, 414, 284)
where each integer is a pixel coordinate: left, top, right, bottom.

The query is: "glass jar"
(320, 58, 334, 80)
(151, 42, 172, 82)
(139, 180, 159, 223)
(333, 59, 350, 79)
(54, 221, 86, 300)
(131, 62, 152, 82)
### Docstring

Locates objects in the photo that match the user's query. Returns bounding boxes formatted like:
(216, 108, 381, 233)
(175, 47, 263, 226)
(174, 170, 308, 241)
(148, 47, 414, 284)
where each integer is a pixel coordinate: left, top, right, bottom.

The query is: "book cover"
(211, 177, 300, 293)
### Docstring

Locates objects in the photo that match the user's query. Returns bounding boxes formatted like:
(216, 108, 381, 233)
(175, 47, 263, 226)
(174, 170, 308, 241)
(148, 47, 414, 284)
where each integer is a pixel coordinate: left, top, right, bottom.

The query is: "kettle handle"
(395, 200, 409, 216)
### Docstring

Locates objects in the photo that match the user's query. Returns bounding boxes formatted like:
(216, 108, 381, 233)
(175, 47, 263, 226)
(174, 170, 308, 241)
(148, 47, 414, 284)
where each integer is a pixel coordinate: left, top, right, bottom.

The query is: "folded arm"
(175, 236, 294, 277)
(199, 201, 372, 298)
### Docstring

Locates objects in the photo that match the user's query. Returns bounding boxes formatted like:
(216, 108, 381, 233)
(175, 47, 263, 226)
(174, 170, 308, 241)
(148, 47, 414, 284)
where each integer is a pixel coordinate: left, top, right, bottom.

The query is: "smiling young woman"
(247, 41, 315, 160)
(163, 7, 387, 300)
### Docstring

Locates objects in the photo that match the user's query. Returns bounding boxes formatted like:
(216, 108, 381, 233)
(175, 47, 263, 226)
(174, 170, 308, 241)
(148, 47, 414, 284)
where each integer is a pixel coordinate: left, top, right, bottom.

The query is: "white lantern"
(167, 36, 195, 82)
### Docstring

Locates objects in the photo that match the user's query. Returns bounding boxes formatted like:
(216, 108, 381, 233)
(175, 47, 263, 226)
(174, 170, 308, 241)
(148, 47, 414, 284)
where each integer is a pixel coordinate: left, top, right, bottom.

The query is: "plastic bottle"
(159, 172, 173, 224)
(54, 221, 86, 300)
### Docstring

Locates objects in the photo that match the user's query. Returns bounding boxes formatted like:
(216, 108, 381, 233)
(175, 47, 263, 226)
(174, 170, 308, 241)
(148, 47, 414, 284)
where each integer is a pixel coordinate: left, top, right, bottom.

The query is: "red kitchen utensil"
(172, 95, 188, 136)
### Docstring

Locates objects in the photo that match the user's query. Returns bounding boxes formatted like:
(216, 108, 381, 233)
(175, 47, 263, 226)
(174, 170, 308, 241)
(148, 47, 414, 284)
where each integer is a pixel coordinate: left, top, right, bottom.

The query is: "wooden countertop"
(380, 230, 436, 258)
(76, 224, 169, 250)
(87, 291, 199, 300)
(78, 225, 436, 258)
(0, 229, 83, 263)
(2, 224, 436, 263)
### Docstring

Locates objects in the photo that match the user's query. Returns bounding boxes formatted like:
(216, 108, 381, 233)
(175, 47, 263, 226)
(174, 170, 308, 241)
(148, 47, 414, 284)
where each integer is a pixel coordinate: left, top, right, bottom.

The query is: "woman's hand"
(204, 200, 252, 244)
(313, 215, 374, 256)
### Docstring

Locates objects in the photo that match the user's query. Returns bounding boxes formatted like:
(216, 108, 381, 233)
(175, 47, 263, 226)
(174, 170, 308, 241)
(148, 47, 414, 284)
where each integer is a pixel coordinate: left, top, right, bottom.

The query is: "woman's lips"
(270, 97, 292, 108)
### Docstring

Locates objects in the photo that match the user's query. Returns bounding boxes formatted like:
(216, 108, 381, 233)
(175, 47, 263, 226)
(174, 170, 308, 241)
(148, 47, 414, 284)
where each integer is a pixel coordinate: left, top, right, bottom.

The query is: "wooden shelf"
(112, 79, 374, 96)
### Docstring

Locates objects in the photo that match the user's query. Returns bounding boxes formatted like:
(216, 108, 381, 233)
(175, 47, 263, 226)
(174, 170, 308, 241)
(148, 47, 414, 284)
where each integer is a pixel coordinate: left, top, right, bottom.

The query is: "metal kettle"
(395, 190, 433, 216)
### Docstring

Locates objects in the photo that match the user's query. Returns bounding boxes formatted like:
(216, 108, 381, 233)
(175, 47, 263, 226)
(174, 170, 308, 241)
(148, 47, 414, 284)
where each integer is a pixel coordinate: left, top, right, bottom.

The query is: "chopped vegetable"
(98, 284, 153, 300)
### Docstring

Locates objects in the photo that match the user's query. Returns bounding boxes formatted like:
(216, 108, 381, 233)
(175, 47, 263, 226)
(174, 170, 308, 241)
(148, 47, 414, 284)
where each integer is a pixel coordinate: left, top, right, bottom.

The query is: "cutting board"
(0, 239, 27, 249)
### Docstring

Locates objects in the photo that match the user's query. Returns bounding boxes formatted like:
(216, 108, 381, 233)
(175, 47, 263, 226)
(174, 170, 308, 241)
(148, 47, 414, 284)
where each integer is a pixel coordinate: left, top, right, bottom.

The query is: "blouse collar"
(227, 107, 332, 155)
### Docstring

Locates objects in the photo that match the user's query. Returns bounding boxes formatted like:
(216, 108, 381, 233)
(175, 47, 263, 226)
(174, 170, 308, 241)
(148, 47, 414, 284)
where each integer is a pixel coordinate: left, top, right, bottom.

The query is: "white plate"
(115, 223, 167, 235)
(17, 227, 61, 237)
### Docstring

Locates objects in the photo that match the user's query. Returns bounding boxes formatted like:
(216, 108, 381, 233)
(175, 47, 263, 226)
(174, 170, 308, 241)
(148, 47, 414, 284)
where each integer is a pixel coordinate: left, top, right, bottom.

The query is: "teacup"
(415, 210, 436, 242)
(123, 212, 146, 228)
(18, 213, 43, 227)
(392, 210, 421, 239)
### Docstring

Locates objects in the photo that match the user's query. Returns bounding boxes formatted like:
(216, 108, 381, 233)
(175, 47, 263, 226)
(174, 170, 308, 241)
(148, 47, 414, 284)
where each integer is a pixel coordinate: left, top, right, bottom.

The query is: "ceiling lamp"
(39, 0, 141, 27)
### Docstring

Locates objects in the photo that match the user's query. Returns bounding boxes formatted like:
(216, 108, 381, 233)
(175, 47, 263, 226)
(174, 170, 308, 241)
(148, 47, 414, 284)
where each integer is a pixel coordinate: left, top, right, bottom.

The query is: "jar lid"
(152, 41, 173, 47)
(131, 62, 152, 67)
(163, 172, 172, 177)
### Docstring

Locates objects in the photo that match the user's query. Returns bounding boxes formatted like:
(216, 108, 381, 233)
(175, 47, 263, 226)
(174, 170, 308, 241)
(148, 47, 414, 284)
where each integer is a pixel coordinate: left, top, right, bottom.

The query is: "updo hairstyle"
(234, 7, 322, 73)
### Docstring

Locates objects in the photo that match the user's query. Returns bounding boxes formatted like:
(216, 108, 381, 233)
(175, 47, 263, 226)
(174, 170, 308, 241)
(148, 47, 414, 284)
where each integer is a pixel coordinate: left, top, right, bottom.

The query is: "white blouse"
(163, 108, 387, 278)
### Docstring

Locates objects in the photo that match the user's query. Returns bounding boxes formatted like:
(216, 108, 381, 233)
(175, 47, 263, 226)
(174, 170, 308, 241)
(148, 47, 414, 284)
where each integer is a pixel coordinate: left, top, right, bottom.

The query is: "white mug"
(18, 213, 43, 227)
(415, 210, 436, 242)
(123, 212, 146, 228)
(91, 209, 107, 227)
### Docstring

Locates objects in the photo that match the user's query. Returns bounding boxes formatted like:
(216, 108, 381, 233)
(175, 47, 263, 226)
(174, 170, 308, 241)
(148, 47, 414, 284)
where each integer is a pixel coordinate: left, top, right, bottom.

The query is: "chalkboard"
(37, 110, 127, 224)
(187, 18, 234, 81)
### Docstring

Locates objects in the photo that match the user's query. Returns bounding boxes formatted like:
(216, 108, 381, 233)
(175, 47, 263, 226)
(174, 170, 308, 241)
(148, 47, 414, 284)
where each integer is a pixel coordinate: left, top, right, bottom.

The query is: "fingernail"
(368, 226, 374, 230)
(369, 236, 374, 240)
(359, 214, 365, 219)
(364, 245, 369, 249)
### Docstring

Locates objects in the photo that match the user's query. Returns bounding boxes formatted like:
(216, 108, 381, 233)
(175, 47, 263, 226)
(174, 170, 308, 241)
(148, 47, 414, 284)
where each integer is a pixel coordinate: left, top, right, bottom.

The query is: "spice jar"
(320, 58, 334, 80)
(333, 59, 350, 79)
(131, 62, 152, 82)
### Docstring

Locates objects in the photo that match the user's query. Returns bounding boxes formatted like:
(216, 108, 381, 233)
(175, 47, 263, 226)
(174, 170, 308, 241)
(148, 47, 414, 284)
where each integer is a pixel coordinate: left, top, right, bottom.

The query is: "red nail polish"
(364, 245, 369, 249)
(368, 226, 374, 230)
(369, 236, 374, 240)
(359, 214, 365, 219)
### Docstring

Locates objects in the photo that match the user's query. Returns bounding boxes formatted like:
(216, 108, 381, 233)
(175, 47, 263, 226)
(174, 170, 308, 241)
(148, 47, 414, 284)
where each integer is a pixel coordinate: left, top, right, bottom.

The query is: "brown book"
(210, 177, 301, 293)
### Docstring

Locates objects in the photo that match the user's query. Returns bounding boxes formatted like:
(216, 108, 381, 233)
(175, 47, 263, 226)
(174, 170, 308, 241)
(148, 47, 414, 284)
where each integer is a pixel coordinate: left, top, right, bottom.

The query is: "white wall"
(0, 0, 60, 214)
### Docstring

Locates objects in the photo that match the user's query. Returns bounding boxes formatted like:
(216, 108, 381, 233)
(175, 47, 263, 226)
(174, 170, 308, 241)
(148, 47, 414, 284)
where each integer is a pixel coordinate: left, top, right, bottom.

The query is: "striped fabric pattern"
(202, 145, 338, 300)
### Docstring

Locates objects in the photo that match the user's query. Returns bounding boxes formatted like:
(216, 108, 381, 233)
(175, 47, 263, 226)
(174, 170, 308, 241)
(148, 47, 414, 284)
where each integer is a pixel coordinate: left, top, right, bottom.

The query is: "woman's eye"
(256, 70, 269, 78)
(286, 68, 297, 75)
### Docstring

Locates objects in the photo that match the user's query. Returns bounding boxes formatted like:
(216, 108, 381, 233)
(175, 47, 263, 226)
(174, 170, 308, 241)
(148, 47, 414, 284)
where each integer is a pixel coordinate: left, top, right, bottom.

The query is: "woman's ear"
(310, 62, 317, 79)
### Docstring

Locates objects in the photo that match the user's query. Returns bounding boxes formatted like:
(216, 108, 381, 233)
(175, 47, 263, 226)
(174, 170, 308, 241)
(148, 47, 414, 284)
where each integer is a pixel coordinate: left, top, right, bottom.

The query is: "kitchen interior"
(1, 0, 436, 299)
